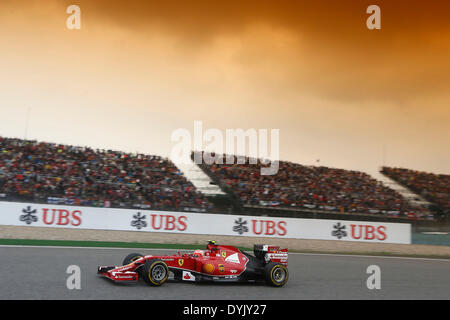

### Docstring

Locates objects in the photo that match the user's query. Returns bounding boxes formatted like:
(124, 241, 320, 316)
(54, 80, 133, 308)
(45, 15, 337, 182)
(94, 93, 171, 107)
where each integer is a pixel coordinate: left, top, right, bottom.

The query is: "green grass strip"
(0, 238, 252, 251)
(0, 238, 448, 259)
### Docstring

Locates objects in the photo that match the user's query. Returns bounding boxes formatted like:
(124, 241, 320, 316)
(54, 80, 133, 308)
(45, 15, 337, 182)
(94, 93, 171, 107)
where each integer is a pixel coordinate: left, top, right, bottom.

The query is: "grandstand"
(381, 167, 450, 218)
(0, 136, 213, 213)
(1, 136, 446, 224)
(193, 152, 434, 222)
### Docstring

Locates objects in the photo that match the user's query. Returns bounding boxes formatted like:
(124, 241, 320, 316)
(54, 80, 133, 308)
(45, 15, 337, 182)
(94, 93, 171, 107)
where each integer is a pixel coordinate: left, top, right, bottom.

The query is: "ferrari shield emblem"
(221, 251, 227, 259)
(178, 259, 184, 267)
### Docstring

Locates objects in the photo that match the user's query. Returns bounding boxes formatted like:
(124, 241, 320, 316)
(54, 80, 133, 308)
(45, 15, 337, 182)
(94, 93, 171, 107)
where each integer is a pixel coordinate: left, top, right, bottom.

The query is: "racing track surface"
(0, 246, 449, 300)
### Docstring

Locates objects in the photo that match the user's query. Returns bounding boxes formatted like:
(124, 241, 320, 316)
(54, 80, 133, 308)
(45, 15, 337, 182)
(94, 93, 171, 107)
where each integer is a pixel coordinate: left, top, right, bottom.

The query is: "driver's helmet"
(193, 249, 204, 257)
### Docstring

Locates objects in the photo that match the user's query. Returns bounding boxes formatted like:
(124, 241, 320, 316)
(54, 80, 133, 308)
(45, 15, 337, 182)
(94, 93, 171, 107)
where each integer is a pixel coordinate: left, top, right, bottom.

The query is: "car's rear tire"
(122, 253, 144, 266)
(142, 259, 169, 286)
(264, 262, 288, 287)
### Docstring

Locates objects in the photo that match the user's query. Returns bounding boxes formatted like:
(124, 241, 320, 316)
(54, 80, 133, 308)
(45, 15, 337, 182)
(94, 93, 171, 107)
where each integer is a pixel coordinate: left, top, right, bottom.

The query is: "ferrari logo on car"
(178, 259, 184, 267)
(221, 251, 227, 259)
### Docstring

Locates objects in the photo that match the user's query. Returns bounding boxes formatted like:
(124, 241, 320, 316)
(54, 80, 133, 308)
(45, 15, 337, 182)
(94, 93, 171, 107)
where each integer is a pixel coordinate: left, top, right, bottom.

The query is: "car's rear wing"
(254, 244, 288, 266)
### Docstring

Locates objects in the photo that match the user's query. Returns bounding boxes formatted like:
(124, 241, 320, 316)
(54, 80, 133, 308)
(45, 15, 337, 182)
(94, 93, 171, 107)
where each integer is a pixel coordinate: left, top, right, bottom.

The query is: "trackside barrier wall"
(0, 201, 411, 244)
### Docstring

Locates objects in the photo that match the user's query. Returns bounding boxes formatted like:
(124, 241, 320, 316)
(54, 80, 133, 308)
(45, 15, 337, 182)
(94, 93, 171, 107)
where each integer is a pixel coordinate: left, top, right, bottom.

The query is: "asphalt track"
(0, 246, 449, 300)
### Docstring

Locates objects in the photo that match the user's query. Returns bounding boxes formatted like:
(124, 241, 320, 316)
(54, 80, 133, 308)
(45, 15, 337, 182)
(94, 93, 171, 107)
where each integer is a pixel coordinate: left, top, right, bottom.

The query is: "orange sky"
(0, 0, 449, 177)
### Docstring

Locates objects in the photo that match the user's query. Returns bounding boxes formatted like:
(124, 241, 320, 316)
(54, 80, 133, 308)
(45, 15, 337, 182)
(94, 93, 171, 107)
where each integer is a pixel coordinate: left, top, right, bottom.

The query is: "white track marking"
(0, 244, 449, 262)
(287, 251, 450, 262)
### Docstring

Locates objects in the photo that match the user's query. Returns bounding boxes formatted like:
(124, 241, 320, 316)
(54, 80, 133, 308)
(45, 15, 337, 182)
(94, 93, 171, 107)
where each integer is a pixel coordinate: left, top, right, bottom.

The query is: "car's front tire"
(264, 262, 289, 287)
(122, 253, 144, 266)
(142, 259, 169, 286)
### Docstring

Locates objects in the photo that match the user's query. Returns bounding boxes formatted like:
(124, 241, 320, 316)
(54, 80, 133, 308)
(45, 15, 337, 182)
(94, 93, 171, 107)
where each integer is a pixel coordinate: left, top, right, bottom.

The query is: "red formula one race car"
(97, 241, 288, 287)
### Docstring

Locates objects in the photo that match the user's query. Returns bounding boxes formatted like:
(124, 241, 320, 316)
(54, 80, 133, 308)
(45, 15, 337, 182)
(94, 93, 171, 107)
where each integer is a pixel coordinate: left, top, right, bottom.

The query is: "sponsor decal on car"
(182, 271, 195, 281)
(203, 263, 215, 273)
(115, 275, 135, 279)
(225, 253, 240, 264)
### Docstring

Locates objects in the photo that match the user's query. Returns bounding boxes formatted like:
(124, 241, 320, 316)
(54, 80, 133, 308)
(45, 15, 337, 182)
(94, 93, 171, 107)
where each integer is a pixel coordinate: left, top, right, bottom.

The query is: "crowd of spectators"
(1, 137, 442, 220)
(381, 167, 450, 216)
(0, 137, 213, 212)
(196, 152, 429, 218)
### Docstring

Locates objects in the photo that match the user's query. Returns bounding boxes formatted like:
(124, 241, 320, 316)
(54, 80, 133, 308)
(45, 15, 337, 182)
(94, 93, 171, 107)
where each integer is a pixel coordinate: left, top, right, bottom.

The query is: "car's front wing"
(97, 265, 139, 283)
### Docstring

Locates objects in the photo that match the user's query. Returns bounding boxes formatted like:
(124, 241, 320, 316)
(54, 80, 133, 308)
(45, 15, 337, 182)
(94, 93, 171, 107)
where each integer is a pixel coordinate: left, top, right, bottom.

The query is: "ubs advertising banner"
(0, 201, 411, 244)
